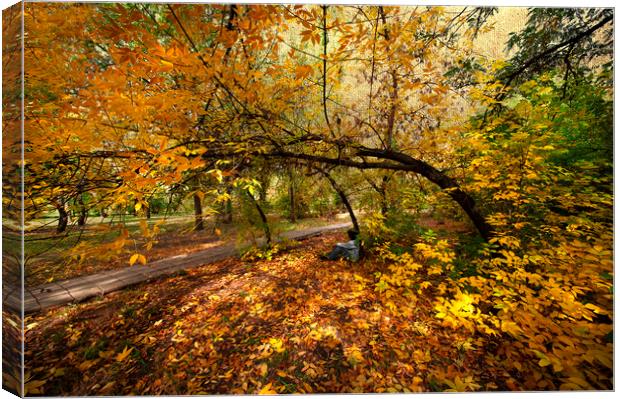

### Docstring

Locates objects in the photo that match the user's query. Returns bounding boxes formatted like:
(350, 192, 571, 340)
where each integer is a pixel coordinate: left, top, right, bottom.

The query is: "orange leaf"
(115, 346, 133, 362)
(160, 60, 174, 71)
(295, 65, 313, 79)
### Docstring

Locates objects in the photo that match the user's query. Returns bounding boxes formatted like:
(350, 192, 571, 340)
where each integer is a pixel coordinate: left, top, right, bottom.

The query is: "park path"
(5, 222, 352, 314)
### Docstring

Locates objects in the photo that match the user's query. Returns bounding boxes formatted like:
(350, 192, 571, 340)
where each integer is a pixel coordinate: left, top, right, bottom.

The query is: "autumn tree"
(17, 3, 611, 257)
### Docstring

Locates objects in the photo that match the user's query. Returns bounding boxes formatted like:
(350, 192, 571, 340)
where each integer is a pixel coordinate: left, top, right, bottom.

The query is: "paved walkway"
(4, 222, 352, 314)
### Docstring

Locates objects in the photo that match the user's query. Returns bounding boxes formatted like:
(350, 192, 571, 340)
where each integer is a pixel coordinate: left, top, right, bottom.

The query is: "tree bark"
(289, 183, 296, 223)
(379, 175, 389, 216)
(363, 173, 389, 216)
(193, 193, 204, 231)
(57, 203, 68, 234)
(360, 150, 493, 240)
(260, 149, 493, 241)
(317, 168, 360, 232)
(247, 190, 271, 245)
(77, 196, 88, 226)
(321, 5, 335, 138)
(379, 6, 399, 150)
(77, 208, 87, 226)
(288, 166, 297, 223)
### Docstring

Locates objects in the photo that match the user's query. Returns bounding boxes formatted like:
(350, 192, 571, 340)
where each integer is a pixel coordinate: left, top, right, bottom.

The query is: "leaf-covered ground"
(23, 231, 608, 395)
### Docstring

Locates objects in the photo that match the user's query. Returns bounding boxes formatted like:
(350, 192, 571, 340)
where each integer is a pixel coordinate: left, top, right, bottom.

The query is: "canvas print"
(2, 1, 613, 395)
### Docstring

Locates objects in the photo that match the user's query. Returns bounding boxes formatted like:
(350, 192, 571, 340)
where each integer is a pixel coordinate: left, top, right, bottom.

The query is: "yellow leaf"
(160, 60, 174, 71)
(567, 376, 591, 389)
(259, 382, 278, 395)
(78, 359, 98, 371)
(269, 338, 285, 353)
(344, 345, 364, 365)
(135, 202, 142, 211)
(26, 322, 39, 331)
(115, 346, 133, 362)
(538, 358, 551, 367)
(500, 320, 523, 337)
(129, 254, 140, 266)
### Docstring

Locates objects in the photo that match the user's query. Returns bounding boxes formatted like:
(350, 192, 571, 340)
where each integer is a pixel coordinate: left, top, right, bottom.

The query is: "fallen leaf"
(259, 382, 277, 395)
(115, 346, 133, 362)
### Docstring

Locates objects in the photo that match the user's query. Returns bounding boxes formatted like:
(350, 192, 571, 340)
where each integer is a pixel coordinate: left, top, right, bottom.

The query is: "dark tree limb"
(498, 13, 613, 98)
(315, 166, 360, 232)
(321, 5, 335, 138)
(260, 149, 493, 241)
(246, 190, 271, 245)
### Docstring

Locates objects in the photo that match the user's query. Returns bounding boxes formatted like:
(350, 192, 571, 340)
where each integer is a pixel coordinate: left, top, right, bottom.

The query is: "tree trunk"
(288, 166, 297, 222)
(363, 173, 390, 217)
(57, 203, 68, 234)
(77, 196, 88, 226)
(77, 208, 87, 226)
(380, 175, 389, 217)
(318, 168, 360, 232)
(264, 149, 494, 241)
(289, 183, 296, 223)
(356, 149, 493, 241)
(193, 193, 204, 231)
(247, 190, 271, 244)
(257, 171, 270, 203)
(378, 6, 399, 151)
